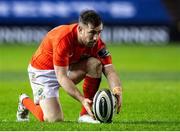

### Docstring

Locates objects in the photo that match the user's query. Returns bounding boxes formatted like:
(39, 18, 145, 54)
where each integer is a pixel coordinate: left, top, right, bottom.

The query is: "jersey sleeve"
(95, 38, 112, 66)
(53, 38, 70, 67)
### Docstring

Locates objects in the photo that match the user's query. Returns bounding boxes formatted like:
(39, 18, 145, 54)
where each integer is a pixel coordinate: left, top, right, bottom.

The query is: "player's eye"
(89, 31, 96, 34)
(89, 30, 101, 35)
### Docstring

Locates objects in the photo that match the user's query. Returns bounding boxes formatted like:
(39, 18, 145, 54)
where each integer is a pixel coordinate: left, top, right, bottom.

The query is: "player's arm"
(96, 39, 122, 113)
(54, 65, 93, 117)
(103, 65, 122, 114)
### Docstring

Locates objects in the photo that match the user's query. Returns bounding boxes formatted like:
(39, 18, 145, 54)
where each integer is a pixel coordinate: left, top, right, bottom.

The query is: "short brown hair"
(79, 10, 102, 27)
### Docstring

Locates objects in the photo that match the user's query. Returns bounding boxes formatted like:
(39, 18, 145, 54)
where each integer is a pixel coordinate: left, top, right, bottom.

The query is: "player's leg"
(29, 66, 63, 122)
(19, 94, 63, 122)
(17, 66, 45, 122)
(40, 97, 63, 122)
(81, 57, 102, 116)
(68, 57, 102, 84)
(17, 94, 44, 122)
(17, 65, 63, 122)
(68, 57, 102, 116)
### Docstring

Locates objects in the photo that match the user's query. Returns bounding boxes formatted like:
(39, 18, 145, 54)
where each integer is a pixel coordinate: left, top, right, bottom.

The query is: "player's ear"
(78, 25, 82, 33)
(78, 25, 85, 36)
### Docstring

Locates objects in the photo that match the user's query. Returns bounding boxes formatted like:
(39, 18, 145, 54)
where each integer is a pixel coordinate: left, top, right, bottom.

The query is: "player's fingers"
(116, 95, 122, 114)
(84, 103, 93, 117)
(83, 99, 93, 117)
(86, 98, 92, 104)
(86, 108, 93, 117)
(117, 104, 121, 114)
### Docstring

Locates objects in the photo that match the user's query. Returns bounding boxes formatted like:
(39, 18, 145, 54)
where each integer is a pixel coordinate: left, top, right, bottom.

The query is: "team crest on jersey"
(98, 48, 110, 58)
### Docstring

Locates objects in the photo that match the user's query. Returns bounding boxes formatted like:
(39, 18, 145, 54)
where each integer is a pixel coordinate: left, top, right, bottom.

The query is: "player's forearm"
(104, 65, 122, 94)
(54, 65, 84, 102)
(58, 76, 84, 102)
(106, 72, 122, 90)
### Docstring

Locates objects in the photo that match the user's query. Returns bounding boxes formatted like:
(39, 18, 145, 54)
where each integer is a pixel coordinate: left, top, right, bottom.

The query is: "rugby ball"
(93, 89, 117, 123)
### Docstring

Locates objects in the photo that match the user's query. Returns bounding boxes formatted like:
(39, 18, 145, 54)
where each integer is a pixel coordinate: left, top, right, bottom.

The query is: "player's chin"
(87, 42, 96, 47)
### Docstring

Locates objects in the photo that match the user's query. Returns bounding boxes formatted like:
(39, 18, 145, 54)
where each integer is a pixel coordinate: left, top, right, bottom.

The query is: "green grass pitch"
(0, 43, 180, 130)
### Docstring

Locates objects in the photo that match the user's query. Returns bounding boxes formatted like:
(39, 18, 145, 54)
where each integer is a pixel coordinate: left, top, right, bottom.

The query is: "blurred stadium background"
(0, 0, 180, 131)
(0, 0, 180, 44)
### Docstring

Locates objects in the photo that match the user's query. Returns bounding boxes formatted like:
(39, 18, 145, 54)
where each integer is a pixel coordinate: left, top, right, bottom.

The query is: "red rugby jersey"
(31, 23, 112, 70)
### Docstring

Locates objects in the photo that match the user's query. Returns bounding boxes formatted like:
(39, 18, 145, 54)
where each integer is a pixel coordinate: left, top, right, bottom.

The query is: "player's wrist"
(112, 87, 122, 96)
(78, 94, 85, 103)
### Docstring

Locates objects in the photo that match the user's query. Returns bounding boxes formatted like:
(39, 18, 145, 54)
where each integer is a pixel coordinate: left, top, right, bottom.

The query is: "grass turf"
(0, 43, 180, 130)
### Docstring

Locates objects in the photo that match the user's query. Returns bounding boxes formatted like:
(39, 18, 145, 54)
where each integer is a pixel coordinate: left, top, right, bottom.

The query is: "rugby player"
(16, 10, 122, 123)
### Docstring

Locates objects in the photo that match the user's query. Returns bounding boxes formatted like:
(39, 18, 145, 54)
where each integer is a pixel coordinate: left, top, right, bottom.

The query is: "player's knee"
(87, 57, 102, 71)
(44, 112, 64, 122)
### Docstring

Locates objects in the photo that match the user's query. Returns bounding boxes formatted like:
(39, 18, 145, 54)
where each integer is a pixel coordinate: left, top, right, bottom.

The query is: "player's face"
(80, 23, 103, 47)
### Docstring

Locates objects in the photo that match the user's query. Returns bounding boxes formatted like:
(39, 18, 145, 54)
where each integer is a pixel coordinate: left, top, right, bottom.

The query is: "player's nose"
(93, 34, 98, 41)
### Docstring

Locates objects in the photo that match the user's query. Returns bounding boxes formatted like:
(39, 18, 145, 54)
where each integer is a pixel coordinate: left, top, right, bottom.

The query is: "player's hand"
(115, 94, 122, 114)
(113, 87, 122, 114)
(81, 98, 94, 117)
